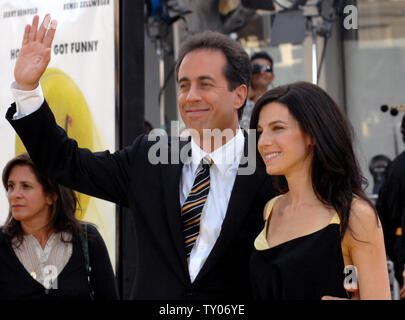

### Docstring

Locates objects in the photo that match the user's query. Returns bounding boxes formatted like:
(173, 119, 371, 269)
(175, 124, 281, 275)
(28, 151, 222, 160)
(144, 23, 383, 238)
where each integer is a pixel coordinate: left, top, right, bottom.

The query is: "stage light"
(146, 0, 191, 25)
(381, 104, 405, 116)
(270, 9, 306, 45)
(272, 0, 308, 10)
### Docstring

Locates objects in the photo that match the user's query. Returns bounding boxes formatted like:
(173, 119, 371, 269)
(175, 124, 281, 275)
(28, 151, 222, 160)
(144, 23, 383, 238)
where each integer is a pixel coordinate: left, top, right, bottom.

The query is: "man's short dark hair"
(175, 31, 251, 117)
(251, 51, 273, 67)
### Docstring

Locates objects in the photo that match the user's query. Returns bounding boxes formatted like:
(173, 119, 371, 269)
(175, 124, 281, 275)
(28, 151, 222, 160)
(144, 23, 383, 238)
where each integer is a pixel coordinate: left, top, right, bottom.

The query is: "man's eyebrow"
(178, 76, 189, 83)
(178, 75, 215, 83)
(198, 75, 215, 82)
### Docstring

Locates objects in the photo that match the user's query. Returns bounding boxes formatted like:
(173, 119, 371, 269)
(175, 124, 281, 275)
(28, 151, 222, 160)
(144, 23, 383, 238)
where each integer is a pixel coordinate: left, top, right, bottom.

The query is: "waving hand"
(14, 14, 57, 91)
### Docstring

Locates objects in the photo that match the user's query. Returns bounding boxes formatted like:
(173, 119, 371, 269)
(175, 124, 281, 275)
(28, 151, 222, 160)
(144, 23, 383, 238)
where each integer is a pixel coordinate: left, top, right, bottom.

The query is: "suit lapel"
(161, 137, 190, 277)
(195, 132, 266, 281)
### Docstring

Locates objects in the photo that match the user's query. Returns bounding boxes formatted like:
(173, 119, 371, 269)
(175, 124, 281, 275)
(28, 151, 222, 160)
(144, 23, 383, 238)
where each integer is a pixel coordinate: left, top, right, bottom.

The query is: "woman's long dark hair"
(250, 81, 376, 239)
(1, 153, 83, 245)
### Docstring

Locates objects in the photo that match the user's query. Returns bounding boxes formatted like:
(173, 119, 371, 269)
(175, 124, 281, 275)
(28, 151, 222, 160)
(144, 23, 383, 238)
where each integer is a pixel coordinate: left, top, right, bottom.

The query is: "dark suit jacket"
(6, 101, 276, 300)
(376, 151, 405, 286)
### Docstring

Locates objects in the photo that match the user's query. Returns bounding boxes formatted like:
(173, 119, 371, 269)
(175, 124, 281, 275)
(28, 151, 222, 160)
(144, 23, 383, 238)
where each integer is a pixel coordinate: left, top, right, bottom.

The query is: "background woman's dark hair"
(175, 30, 251, 118)
(250, 81, 376, 239)
(1, 153, 82, 245)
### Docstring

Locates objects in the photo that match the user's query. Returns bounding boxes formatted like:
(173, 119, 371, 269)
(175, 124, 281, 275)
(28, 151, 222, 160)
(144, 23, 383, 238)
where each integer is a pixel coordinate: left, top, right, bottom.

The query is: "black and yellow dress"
(250, 195, 348, 300)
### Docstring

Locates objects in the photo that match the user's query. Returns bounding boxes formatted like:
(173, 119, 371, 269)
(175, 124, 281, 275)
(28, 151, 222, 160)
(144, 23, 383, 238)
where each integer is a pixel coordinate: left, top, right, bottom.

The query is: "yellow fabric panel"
(255, 195, 340, 251)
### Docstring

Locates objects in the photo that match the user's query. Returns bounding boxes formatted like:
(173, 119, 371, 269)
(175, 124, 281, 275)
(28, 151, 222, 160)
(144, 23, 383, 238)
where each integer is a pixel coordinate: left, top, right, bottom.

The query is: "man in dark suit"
(377, 115, 405, 299)
(7, 15, 276, 299)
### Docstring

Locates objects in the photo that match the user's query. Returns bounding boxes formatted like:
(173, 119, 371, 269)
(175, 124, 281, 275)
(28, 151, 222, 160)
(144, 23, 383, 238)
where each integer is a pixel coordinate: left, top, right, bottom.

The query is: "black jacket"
(0, 224, 119, 300)
(376, 151, 405, 285)
(6, 101, 276, 300)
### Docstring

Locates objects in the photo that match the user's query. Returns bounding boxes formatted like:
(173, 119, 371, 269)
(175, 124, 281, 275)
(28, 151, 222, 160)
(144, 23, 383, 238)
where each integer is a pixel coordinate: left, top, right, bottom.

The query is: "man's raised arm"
(7, 14, 134, 207)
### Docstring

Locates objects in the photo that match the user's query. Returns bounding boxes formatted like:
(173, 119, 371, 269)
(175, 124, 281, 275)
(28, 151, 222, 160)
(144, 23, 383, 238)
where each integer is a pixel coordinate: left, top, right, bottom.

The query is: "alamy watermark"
(147, 121, 257, 176)
(43, 264, 58, 289)
(343, 265, 358, 291)
(343, 5, 358, 30)
(31, 264, 58, 290)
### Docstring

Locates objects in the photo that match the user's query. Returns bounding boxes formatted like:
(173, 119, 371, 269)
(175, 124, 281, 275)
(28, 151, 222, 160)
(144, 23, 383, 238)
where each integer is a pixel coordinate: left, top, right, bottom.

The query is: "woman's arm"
(342, 199, 391, 300)
(87, 224, 120, 300)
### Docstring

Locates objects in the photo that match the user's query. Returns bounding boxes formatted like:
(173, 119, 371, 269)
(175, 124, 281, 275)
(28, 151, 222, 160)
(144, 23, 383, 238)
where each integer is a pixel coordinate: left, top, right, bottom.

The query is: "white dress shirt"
(10, 83, 245, 283)
(12, 232, 72, 288)
(180, 130, 244, 282)
(10, 82, 44, 119)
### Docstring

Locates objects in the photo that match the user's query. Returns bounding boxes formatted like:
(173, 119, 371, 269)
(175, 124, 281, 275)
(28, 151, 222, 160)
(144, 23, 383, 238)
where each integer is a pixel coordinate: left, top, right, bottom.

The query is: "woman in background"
(249, 82, 390, 300)
(0, 153, 118, 300)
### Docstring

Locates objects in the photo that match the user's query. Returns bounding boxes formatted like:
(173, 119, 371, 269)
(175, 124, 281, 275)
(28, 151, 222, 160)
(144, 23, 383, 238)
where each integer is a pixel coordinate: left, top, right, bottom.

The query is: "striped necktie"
(181, 156, 213, 258)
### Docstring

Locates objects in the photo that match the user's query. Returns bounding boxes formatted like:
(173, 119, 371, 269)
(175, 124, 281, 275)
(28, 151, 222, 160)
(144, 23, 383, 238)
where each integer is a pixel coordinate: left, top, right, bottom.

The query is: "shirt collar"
(190, 128, 245, 175)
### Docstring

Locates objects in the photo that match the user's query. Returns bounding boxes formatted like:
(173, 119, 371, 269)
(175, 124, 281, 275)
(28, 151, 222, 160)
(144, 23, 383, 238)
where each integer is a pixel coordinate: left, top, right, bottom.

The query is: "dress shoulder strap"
(329, 212, 340, 225)
(264, 194, 285, 221)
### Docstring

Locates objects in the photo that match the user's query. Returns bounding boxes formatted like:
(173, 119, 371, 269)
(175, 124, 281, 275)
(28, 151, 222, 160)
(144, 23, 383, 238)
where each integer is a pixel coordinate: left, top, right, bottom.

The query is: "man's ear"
(233, 84, 248, 111)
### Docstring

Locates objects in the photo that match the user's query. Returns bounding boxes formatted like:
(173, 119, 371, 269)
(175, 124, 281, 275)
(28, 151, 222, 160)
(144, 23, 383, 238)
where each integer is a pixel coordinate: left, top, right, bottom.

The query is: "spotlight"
(381, 104, 405, 116)
(273, 0, 308, 10)
(380, 105, 388, 112)
(146, 0, 191, 25)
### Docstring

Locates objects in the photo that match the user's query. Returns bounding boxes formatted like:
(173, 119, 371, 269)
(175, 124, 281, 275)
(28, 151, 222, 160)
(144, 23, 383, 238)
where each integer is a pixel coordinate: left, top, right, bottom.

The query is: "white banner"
(0, 0, 117, 270)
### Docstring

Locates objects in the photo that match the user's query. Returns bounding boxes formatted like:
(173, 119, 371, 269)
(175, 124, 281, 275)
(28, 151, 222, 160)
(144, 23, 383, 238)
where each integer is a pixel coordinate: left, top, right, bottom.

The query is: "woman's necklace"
(23, 236, 41, 280)
(23, 233, 52, 280)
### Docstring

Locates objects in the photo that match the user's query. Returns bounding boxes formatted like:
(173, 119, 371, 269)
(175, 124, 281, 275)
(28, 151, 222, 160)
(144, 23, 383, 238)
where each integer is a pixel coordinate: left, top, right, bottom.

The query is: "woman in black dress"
(249, 82, 390, 300)
(0, 153, 118, 300)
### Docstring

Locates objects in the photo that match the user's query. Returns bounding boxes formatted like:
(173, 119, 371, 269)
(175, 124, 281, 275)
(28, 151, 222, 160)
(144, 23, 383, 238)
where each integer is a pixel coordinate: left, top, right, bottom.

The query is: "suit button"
(185, 287, 193, 296)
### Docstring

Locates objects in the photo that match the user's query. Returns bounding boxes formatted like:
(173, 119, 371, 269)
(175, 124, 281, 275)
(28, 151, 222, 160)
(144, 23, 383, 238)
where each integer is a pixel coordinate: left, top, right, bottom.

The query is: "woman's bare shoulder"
(343, 198, 381, 246)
